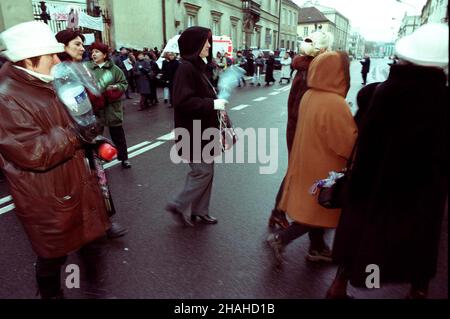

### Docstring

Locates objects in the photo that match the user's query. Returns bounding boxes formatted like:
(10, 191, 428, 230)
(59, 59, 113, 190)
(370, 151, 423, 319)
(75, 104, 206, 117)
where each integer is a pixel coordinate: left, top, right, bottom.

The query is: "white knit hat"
(0, 21, 64, 62)
(395, 23, 448, 68)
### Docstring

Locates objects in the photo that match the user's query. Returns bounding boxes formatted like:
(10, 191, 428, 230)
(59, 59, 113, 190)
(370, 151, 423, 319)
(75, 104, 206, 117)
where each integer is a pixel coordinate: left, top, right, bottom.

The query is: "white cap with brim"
(395, 23, 448, 68)
(0, 21, 65, 62)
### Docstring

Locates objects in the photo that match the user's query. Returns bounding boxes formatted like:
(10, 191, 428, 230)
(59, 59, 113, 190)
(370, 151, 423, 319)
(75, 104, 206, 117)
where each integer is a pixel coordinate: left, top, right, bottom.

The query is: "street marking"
(0, 203, 15, 215)
(129, 141, 166, 158)
(157, 131, 175, 141)
(128, 141, 152, 152)
(269, 92, 281, 96)
(231, 104, 250, 111)
(0, 195, 12, 206)
(252, 97, 267, 102)
(102, 159, 120, 169)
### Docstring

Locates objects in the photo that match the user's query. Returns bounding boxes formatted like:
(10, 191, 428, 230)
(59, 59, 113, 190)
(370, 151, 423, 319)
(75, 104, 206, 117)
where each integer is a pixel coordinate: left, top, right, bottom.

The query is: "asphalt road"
(0, 59, 447, 299)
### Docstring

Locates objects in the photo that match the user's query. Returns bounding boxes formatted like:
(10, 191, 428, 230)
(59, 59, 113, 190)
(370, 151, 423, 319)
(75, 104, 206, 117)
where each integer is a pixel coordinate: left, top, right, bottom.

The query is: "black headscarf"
(178, 26, 213, 71)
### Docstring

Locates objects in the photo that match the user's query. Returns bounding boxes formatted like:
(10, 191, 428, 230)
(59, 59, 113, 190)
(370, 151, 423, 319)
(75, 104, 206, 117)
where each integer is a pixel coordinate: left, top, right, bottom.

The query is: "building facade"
(348, 30, 365, 59)
(280, 0, 299, 51)
(1, 0, 283, 53)
(297, 6, 335, 44)
(398, 14, 421, 38)
(421, 0, 448, 24)
(0, 0, 34, 31)
(300, 0, 350, 51)
(103, 0, 281, 51)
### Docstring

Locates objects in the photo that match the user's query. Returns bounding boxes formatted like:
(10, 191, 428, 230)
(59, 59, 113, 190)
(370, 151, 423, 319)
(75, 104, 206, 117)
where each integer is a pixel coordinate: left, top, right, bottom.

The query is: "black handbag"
(317, 170, 348, 209)
(312, 145, 356, 209)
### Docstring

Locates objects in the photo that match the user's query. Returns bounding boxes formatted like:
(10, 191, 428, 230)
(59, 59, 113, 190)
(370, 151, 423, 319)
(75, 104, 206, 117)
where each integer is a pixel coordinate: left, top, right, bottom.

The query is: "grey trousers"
(171, 162, 214, 216)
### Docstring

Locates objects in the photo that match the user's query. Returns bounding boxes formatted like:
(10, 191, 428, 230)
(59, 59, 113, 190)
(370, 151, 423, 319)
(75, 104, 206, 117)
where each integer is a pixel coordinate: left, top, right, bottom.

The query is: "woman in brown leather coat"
(0, 21, 110, 299)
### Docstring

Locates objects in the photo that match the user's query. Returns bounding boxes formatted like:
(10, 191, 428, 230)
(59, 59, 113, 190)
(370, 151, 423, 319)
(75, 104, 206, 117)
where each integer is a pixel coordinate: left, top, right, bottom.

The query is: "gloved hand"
(75, 125, 99, 145)
(214, 98, 228, 111)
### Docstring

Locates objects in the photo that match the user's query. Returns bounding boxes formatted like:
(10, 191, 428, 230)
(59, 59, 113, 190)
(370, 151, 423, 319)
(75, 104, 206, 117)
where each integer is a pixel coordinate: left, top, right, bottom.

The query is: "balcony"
(242, 0, 261, 22)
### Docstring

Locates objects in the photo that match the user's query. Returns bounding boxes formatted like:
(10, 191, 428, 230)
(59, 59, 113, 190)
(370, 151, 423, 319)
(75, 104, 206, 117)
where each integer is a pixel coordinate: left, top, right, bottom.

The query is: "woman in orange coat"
(267, 51, 357, 265)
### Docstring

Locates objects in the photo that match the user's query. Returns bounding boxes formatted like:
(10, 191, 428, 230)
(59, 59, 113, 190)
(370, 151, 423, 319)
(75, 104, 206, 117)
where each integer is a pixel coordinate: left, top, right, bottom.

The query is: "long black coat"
(360, 57, 370, 74)
(162, 59, 180, 87)
(246, 55, 255, 77)
(332, 64, 448, 287)
(265, 56, 275, 83)
(134, 59, 151, 95)
(173, 27, 220, 163)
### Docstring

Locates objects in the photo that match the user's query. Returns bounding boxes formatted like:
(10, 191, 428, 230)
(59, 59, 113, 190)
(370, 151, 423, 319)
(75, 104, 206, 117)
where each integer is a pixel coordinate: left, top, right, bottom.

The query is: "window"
(281, 40, 285, 48)
(232, 25, 238, 46)
(211, 10, 222, 36)
(282, 8, 286, 24)
(286, 40, 289, 49)
(255, 26, 261, 48)
(184, 3, 200, 28)
(212, 20, 220, 35)
(230, 17, 239, 48)
(265, 28, 272, 45)
(187, 15, 196, 27)
(304, 26, 308, 36)
(273, 30, 277, 50)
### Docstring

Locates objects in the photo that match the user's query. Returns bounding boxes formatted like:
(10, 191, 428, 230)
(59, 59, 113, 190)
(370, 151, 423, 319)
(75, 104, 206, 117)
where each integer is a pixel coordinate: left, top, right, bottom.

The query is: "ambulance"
(212, 35, 233, 56)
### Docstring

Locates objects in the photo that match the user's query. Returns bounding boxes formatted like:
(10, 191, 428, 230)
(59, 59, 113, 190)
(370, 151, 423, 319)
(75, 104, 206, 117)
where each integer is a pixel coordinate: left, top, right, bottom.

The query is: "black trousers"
(273, 177, 325, 248)
(108, 126, 129, 161)
(35, 236, 108, 299)
(362, 72, 368, 84)
(127, 75, 136, 93)
(277, 221, 325, 250)
(150, 79, 158, 103)
(140, 94, 151, 108)
(168, 83, 174, 105)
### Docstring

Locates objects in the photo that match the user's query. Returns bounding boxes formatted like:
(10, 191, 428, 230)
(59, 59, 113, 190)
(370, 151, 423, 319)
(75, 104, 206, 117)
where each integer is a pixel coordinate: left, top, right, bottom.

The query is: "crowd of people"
(0, 19, 447, 300)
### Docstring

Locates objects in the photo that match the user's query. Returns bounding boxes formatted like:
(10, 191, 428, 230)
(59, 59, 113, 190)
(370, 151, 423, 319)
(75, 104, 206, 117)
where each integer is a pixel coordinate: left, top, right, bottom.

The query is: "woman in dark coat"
(147, 51, 160, 105)
(246, 53, 255, 81)
(165, 26, 228, 226)
(161, 52, 180, 107)
(134, 51, 152, 110)
(327, 23, 448, 299)
(265, 52, 276, 85)
(360, 54, 371, 85)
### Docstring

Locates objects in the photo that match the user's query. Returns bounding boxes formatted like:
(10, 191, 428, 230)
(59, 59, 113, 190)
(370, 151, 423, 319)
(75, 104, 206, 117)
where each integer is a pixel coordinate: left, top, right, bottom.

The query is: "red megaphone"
(98, 143, 118, 162)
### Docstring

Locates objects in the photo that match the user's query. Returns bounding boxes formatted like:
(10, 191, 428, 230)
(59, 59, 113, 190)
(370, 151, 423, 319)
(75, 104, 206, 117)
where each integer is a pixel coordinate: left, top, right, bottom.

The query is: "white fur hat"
(307, 30, 334, 50)
(0, 21, 64, 62)
(395, 23, 448, 68)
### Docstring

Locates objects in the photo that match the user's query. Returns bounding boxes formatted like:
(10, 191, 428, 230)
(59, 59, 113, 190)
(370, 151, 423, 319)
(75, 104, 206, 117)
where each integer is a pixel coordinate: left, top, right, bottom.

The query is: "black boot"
(106, 222, 128, 239)
(36, 274, 64, 299)
(35, 256, 66, 299)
